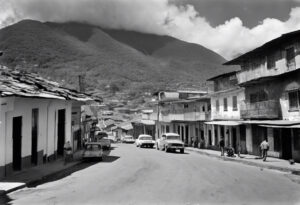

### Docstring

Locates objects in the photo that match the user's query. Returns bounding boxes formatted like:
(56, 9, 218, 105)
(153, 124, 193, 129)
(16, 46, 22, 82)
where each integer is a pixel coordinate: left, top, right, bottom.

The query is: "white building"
(0, 67, 94, 178)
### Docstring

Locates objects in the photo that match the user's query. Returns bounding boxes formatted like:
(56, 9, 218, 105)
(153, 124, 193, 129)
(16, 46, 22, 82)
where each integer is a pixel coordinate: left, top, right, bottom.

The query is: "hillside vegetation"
(0, 20, 237, 108)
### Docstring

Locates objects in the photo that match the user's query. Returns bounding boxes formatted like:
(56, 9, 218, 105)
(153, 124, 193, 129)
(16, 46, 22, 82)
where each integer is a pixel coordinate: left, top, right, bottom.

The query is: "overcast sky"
(1, 0, 300, 59)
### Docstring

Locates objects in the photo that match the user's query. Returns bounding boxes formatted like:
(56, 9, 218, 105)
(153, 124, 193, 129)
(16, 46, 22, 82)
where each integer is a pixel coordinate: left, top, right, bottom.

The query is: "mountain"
(0, 20, 237, 107)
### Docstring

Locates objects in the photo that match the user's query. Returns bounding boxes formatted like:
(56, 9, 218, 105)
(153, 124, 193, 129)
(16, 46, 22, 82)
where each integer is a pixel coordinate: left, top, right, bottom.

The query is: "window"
(184, 103, 189, 108)
(288, 90, 299, 110)
(216, 100, 219, 112)
(249, 90, 268, 103)
(286, 47, 295, 66)
(223, 98, 228, 111)
(267, 53, 276, 69)
(202, 105, 205, 112)
(232, 96, 238, 111)
(166, 125, 170, 133)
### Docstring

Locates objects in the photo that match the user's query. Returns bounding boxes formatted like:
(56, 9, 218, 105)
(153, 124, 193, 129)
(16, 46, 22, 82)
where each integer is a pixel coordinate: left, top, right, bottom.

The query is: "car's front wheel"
(180, 149, 184, 154)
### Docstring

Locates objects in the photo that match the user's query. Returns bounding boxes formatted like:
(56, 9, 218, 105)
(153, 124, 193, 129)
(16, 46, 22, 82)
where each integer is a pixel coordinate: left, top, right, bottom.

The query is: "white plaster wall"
(211, 89, 245, 120)
(0, 97, 72, 166)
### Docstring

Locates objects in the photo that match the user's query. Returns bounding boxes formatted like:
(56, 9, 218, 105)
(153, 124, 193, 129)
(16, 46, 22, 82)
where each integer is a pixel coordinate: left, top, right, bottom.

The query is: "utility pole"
(156, 91, 162, 140)
(78, 74, 85, 92)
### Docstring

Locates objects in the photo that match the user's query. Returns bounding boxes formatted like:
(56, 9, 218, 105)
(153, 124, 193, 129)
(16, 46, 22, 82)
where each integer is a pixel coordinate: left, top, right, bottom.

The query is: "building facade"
(0, 67, 95, 178)
(225, 30, 300, 162)
(205, 72, 246, 153)
(152, 91, 211, 147)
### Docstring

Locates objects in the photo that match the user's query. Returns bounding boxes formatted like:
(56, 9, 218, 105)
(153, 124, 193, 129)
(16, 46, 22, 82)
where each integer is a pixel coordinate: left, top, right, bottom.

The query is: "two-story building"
(224, 30, 300, 162)
(205, 71, 246, 153)
(0, 67, 95, 178)
(152, 91, 211, 146)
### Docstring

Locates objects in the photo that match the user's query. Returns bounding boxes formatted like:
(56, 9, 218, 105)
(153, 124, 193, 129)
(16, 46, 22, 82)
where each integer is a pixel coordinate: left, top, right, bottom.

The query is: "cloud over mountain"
(1, 0, 300, 59)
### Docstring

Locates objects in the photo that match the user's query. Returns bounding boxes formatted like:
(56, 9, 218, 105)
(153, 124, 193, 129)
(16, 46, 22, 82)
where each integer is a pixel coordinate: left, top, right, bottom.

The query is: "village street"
(7, 144, 300, 205)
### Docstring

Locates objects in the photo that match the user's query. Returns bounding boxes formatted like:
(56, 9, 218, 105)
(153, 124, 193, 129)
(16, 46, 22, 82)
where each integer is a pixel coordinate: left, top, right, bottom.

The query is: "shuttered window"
(288, 90, 299, 110)
(223, 98, 228, 111)
(232, 96, 238, 111)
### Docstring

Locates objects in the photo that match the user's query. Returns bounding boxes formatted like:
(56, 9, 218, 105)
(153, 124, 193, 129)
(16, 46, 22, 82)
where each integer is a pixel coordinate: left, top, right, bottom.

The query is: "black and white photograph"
(1, 0, 300, 204)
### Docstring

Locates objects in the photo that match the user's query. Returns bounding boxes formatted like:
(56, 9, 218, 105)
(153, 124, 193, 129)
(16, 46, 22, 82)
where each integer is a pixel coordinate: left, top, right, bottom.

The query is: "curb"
(0, 161, 81, 196)
(186, 148, 300, 175)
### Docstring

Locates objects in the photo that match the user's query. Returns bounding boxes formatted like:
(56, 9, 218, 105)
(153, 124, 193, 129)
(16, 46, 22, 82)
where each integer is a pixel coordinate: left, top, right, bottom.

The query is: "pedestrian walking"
(260, 139, 269, 162)
(64, 141, 73, 165)
(219, 137, 225, 156)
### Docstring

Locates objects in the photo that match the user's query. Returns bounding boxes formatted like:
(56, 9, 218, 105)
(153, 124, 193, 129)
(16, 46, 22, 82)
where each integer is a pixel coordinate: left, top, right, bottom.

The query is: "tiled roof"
(0, 66, 101, 102)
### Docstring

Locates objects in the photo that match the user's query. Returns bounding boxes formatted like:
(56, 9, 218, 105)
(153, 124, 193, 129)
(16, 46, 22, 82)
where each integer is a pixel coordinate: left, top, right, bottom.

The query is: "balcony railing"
(150, 111, 211, 122)
(240, 100, 280, 119)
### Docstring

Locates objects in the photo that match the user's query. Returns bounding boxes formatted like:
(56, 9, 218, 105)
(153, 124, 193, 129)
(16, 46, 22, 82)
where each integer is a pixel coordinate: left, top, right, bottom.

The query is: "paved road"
(8, 144, 300, 205)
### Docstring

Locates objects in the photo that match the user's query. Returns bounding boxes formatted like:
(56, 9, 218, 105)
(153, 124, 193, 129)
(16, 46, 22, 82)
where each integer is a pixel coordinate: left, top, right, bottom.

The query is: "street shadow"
(168, 151, 189, 155)
(27, 161, 99, 188)
(0, 193, 11, 205)
(102, 155, 120, 163)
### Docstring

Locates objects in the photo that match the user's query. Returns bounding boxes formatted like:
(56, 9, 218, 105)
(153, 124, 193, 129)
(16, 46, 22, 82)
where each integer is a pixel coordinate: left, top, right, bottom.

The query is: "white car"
(136, 134, 155, 148)
(122, 135, 135, 143)
(156, 133, 185, 153)
(82, 142, 103, 161)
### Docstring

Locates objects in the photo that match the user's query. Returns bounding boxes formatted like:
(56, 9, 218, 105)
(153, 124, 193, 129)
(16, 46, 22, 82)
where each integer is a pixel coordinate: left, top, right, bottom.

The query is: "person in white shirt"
(260, 139, 269, 162)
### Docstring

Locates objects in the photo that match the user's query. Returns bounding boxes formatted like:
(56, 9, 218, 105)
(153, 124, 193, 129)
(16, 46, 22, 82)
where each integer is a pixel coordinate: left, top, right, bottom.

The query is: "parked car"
(107, 132, 117, 143)
(82, 142, 103, 161)
(136, 134, 155, 148)
(122, 135, 135, 143)
(156, 133, 184, 153)
(98, 137, 111, 150)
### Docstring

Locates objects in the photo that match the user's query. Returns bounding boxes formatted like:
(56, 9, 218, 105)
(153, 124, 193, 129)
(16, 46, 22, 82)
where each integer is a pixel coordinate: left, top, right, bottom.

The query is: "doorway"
(239, 125, 246, 153)
(185, 125, 189, 145)
(252, 125, 267, 156)
(31, 109, 39, 165)
(13, 116, 22, 171)
(232, 127, 237, 153)
(181, 126, 184, 142)
(282, 129, 292, 160)
(57, 109, 66, 156)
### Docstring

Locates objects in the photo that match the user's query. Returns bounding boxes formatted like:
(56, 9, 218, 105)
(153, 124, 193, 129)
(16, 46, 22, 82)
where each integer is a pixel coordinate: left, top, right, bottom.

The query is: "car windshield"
(140, 136, 152, 140)
(86, 144, 101, 150)
(166, 135, 180, 140)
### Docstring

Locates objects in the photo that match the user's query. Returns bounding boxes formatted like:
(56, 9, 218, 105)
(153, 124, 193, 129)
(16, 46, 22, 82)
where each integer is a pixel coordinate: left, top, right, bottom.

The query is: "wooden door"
(13, 116, 22, 171)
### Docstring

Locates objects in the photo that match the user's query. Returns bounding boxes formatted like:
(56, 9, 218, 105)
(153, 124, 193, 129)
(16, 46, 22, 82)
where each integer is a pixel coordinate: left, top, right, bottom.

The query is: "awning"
(205, 121, 243, 126)
(244, 120, 300, 126)
(140, 120, 155, 125)
(260, 124, 300, 128)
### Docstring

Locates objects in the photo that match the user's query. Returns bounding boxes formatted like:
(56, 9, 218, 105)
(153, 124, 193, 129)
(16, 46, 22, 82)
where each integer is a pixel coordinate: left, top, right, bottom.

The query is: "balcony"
(240, 100, 280, 119)
(150, 111, 211, 122)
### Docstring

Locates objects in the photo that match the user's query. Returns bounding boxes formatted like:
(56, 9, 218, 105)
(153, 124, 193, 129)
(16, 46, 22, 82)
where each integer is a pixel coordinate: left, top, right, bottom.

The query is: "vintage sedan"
(136, 134, 155, 148)
(156, 133, 184, 153)
(98, 137, 111, 150)
(122, 135, 135, 143)
(82, 142, 103, 161)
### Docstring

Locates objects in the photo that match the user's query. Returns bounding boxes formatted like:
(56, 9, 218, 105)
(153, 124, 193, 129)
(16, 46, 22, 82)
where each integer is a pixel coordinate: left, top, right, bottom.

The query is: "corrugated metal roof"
(0, 66, 100, 102)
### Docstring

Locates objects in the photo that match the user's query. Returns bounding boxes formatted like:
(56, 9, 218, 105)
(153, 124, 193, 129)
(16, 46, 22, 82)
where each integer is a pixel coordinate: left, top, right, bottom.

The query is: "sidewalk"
(0, 151, 83, 195)
(186, 147, 300, 174)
